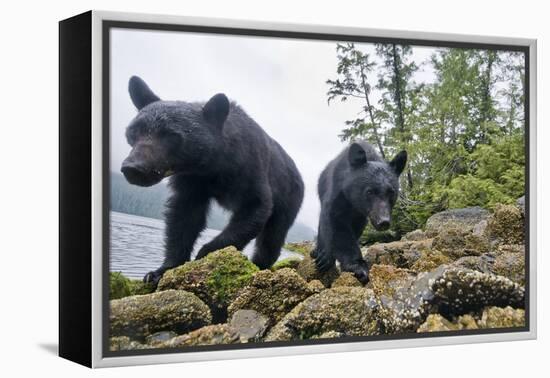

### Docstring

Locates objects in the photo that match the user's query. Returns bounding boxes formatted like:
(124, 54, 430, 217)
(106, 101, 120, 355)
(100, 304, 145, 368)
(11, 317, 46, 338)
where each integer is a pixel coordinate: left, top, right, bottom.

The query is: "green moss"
(283, 242, 315, 256)
(271, 257, 302, 271)
(110, 272, 155, 299)
(110, 272, 131, 299)
(157, 246, 259, 321)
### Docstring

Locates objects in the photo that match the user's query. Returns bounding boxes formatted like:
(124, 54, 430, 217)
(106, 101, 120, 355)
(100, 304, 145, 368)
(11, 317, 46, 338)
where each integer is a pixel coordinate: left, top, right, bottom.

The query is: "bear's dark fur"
(121, 76, 304, 285)
(312, 141, 407, 283)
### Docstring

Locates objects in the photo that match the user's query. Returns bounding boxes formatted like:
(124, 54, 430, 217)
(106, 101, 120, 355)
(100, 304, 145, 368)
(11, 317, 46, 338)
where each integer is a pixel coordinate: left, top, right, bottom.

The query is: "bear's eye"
(365, 189, 374, 196)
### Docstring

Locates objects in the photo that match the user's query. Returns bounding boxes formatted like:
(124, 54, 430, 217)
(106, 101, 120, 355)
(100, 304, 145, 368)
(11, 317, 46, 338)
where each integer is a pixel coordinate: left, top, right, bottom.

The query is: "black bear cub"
(313, 141, 407, 284)
(121, 76, 304, 285)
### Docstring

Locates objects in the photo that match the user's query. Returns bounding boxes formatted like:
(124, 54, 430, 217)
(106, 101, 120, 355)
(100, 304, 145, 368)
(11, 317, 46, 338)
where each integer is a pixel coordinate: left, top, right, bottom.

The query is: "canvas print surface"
(106, 26, 527, 354)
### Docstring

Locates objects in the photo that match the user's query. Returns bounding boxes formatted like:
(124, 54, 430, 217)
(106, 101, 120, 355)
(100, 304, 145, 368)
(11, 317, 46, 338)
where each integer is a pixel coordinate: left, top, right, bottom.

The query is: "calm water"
(110, 211, 300, 279)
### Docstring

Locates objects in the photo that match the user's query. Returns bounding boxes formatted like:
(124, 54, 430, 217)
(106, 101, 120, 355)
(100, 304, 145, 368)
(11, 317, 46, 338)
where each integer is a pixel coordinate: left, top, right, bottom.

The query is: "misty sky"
(110, 28, 437, 230)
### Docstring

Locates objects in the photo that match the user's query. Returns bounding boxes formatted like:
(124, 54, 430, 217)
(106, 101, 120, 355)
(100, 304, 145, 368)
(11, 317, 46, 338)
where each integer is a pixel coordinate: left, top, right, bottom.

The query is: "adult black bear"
(312, 141, 407, 284)
(121, 76, 304, 285)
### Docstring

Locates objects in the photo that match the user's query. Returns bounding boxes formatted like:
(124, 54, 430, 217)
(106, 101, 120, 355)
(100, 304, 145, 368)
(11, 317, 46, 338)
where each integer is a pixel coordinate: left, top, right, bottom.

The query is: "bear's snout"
(372, 218, 390, 231)
(121, 160, 162, 187)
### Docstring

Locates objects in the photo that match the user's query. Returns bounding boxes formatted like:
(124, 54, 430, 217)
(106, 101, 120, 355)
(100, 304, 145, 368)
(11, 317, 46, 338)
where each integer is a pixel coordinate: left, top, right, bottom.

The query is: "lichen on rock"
(265, 287, 380, 341)
(157, 246, 259, 321)
(485, 204, 524, 245)
(109, 289, 211, 339)
(478, 306, 525, 328)
(228, 268, 313, 326)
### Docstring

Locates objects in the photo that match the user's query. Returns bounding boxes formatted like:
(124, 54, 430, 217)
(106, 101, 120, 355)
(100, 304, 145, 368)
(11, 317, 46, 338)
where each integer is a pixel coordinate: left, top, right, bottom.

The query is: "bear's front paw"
(342, 261, 370, 284)
(143, 270, 163, 287)
(314, 250, 336, 272)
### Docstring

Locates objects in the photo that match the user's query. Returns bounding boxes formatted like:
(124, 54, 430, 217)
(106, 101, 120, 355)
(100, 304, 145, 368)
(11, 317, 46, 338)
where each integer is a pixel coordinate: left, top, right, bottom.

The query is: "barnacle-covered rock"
(229, 309, 270, 342)
(161, 324, 240, 347)
(265, 287, 380, 341)
(228, 268, 313, 326)
(417, 314, 478, 332)
(373, 266, 525, 334)
(332, 272, 363, 288)
(109, 289, 211, 339)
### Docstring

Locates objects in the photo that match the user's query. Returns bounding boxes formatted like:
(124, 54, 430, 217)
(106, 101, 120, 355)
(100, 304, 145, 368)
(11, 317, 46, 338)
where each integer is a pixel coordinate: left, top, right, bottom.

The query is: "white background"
(0, 0, 546, 376)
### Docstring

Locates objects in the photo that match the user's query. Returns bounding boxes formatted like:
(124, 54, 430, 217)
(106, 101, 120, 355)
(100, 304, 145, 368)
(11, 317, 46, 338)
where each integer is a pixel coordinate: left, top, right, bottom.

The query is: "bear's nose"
(376, 220, 390, 231)
(121, 161, 147, 184)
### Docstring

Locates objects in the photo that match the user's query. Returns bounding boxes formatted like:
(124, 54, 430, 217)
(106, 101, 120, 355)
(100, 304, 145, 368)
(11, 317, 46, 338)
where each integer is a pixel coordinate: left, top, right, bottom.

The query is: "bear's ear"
(203, 93, 230, 129)
(348, 142, 367, 168)
(389, 150, 407, 175)
(128, 76, 160, 110)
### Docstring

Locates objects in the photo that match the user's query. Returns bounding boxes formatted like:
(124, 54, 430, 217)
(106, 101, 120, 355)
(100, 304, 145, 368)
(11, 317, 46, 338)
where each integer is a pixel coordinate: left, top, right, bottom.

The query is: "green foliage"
(327, 44, 525, 236)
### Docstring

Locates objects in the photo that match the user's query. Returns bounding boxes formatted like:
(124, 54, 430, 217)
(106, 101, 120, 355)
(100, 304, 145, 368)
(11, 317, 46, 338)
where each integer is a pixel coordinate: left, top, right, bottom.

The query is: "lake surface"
(110, 211, 301, 279)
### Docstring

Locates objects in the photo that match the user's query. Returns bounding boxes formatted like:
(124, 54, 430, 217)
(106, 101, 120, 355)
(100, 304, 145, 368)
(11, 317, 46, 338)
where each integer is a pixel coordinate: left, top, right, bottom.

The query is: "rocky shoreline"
(109, 202, 526, 351)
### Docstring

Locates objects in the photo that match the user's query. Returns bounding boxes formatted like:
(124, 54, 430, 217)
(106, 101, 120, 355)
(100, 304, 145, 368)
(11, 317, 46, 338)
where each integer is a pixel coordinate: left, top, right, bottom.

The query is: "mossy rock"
(109, 272, 154, 299)
(296, 253, 340, 287)
(109, 289, 211, 339)
(265, 287, 380, 341)
(332, 272, 363, 288)
(284, 241, 315, 256)
(228, 268, 313, 326)
(271, 257, 302, 271)
(160, 324, 240, 347)
(478, 306, 525, 328)
(363, 239, 432, 269)
(157, 246, 259, 321)
(425, 207, 490, 237)
(431, 227, 489, 260)
(410, 249, 452, 273)
(485, 204, 524, 245)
